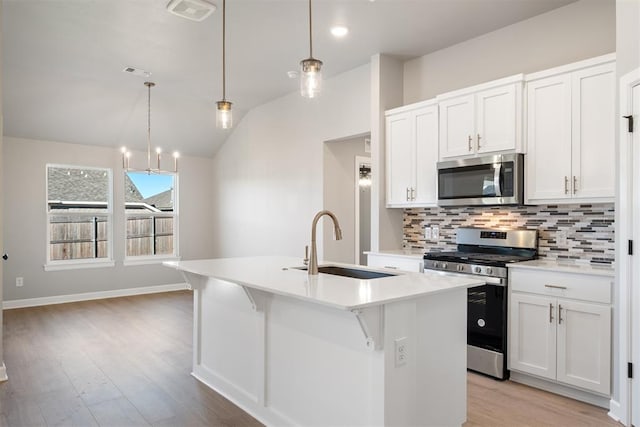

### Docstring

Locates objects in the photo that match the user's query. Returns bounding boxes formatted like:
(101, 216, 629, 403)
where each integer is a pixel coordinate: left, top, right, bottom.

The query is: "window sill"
(123, 256, 181, 267)
(44, 260, 116, 272)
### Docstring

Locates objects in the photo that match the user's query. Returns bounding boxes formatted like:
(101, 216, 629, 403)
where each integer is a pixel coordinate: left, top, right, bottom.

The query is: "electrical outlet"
(424, 226, 432, 240)
(394, 337, 408, 367)
(557, 230, 567, 246)
(16, 277, 24, 287)
(432, 225, 440, 241)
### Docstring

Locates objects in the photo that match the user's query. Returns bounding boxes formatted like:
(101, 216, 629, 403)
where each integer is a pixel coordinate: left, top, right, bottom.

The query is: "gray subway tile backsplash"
(403, 203, 615, 265)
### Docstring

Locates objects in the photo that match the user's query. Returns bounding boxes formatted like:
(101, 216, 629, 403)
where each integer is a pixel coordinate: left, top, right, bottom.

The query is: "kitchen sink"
(290, 265, 397, 280)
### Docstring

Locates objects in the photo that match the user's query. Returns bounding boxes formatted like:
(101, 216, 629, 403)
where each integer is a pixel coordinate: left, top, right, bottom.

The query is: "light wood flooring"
(0, 290, 620, 426)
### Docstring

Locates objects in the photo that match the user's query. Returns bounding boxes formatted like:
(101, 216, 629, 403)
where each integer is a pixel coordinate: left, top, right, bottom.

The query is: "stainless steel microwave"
(437, 153, 524, 206)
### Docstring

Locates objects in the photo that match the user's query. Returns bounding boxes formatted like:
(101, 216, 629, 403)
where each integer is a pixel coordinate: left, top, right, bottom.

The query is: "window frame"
(44, 164, 115, 271)
(123, 171, 179, 266)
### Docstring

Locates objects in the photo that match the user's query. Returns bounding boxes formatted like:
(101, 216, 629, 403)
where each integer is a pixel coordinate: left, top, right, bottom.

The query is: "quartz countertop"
(365, 250, 425, 260)
(507, 259, 615, 277)
(164, 256, 482, 311)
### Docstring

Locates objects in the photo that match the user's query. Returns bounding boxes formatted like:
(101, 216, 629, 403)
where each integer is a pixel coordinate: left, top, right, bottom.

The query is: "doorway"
(355, 157, 371, 265)
(322, 134, 371, 264)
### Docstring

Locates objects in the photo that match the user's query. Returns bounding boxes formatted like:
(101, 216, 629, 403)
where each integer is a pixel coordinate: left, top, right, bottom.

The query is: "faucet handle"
(303, 245, 309, 266)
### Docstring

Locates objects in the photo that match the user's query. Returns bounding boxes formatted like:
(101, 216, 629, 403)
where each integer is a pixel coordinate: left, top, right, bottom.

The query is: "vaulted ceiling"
(2, 0, 576, 157)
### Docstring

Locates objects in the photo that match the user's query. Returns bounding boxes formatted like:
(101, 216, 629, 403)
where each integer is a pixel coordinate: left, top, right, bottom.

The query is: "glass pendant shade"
(216, 100, 233, 129)
(300, 58, 323, 98)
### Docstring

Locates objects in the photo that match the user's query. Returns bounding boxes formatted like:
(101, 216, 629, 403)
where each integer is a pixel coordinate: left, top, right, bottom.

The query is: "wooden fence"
(49, 216, 174, 260)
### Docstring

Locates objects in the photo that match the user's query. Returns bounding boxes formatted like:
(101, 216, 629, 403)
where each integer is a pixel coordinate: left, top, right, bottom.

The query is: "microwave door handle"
(494, 164, 502, 197)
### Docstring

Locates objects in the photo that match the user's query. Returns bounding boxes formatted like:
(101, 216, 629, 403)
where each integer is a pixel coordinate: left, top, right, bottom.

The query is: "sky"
(127, 172, 174, 198)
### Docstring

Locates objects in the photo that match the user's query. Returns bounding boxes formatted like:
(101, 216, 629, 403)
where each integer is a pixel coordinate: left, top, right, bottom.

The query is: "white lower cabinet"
(509, 267, 612, 396)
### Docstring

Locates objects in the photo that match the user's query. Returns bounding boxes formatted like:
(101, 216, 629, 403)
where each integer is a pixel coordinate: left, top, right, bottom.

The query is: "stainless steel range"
(423, 227, 538, 380)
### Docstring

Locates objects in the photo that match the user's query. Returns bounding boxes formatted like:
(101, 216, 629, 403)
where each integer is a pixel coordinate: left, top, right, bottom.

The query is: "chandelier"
(121, 82, 179, 173)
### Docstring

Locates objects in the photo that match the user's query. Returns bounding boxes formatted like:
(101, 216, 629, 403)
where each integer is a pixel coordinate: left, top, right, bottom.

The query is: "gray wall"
(210, 64, 370, 260)
(323, 136, 370, 264)
(403, 0, 616, 103)
(0, 0, 5, 376)
(2, 137, 215, 301)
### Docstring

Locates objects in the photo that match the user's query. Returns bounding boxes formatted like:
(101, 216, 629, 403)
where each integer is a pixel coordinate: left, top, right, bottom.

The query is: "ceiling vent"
(166, 0, 216, 22)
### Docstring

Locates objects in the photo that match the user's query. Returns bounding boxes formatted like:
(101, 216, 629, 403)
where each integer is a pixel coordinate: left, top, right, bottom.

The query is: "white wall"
(211, 64, 370, 259)
(617, 0, 640, 77)
(323, 137, 370, 264)
(2, 137, 214, 301)
(370, 55, 405, 252)
(404, 0, 616, 103)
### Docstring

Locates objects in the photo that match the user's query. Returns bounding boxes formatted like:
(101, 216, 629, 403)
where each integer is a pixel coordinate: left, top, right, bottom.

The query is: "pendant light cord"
(308, 0, 313, 58)
(147, 82, 152, 169)
(222, 0, 226, 101)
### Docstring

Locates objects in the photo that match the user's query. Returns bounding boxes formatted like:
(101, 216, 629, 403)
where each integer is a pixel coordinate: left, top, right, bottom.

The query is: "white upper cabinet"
(525, 54, 615, 204)
(385, 100, 439, 207)
(438, 75, 523, 160)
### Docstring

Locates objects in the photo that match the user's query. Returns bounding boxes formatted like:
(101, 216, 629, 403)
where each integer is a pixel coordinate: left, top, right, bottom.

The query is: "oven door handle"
(494, 163, 502, 197)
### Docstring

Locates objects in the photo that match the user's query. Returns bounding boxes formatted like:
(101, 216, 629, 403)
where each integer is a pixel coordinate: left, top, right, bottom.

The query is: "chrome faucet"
(308, 210, 343, 275)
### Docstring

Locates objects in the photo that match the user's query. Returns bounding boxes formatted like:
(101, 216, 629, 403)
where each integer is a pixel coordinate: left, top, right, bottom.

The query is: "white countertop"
(508, 259, 615, 277)
(164, 256, 482, 311)
(365, 250, 425, 260)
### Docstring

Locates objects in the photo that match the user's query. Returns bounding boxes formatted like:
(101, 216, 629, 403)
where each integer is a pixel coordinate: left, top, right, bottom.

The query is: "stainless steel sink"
(290, 265, 397, 280)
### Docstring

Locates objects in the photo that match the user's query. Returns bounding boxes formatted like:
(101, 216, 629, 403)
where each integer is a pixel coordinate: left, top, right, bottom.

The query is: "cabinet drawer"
(510, 269, 611, 304)
(367, 254, 423, 273)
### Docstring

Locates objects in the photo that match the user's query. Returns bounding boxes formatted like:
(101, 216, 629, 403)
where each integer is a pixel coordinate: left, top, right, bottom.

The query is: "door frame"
(354, 156, 371, 265)
(615, 66, 640, 426)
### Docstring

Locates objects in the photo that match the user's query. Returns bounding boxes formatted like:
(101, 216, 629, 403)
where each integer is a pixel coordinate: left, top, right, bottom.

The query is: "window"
(46, 165, 113, 269)
(124, 172, 177, 262)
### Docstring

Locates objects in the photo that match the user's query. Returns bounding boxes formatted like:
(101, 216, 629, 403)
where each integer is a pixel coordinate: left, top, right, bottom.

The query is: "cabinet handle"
(477, 134, 481, 149)
(549, 303, 554, 323)
(384, 266, 398, 269)
(558, 304, 564, 324)
(573, 176, 578, 194)
(564, 176, 569, 194)
(468, 135, 473, 151)
(411, 188, 416, 200)
(406, 187, 410, 201)
(544, 284, 567, 290)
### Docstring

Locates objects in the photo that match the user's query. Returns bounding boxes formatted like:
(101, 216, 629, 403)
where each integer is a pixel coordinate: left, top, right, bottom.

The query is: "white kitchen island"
(164, 256, 482, 427)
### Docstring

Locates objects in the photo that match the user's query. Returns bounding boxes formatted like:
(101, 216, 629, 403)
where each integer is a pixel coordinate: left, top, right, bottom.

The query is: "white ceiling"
(2, 0, 576, 157)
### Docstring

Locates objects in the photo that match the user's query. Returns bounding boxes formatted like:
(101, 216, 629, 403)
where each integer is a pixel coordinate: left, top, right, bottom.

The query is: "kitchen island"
(164, 256, 482, 426)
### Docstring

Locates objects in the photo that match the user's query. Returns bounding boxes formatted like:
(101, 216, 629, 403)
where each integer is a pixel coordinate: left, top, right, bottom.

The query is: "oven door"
(437, 153, 523, 206)
(467, 282, 508, 379)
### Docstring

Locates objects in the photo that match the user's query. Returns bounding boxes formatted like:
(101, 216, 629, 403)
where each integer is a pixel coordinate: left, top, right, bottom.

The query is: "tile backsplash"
(404, 204, 615, 265)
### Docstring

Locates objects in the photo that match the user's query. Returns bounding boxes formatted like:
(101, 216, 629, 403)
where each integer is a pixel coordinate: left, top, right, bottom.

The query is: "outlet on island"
(16, 277, 24, 287)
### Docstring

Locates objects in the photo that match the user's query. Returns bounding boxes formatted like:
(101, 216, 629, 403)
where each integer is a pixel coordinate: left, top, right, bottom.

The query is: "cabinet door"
(571, 63, 615, 200)
(476, 84, 517, 154)
(556, 300, 611, 395)
(413, 105, 439, 205)
(525, 75, 572, 202)
(386, 113, 413, 205)
(509, 293, 557, 380)
(367, 254, 423, 273)
(439, 94, 474, 159)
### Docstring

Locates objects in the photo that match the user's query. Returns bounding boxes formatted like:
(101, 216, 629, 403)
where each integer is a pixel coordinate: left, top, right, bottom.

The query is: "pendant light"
(121, 82, 179, 173)
(300, 0, 322, 98)
(216, 0, 232, 129)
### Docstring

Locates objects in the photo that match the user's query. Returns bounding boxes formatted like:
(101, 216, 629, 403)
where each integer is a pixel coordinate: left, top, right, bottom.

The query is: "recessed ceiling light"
(166, 0, 216, 22)
(330, 26, 349, 38)
(287, 70, 299, 79)
(123, 67, 151, 77)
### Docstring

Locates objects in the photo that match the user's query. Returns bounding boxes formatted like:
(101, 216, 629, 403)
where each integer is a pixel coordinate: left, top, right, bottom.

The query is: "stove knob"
(433, 262, 440, 269)
(442, 263, 448, 270)
(474, 266, 482, 274)
(487, 267, 493, 275)
(457, 265, 464, 272)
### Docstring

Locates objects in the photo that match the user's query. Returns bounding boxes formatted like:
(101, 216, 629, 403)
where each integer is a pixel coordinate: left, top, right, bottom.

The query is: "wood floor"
(0, 291, 620, 427)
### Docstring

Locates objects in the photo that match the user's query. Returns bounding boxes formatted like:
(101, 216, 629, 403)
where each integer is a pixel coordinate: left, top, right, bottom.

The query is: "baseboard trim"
(2, 283, 190, 310)
(607, 399, 623, 424)
(510, 371, 610, 409)
(0, 362, 7, 382)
